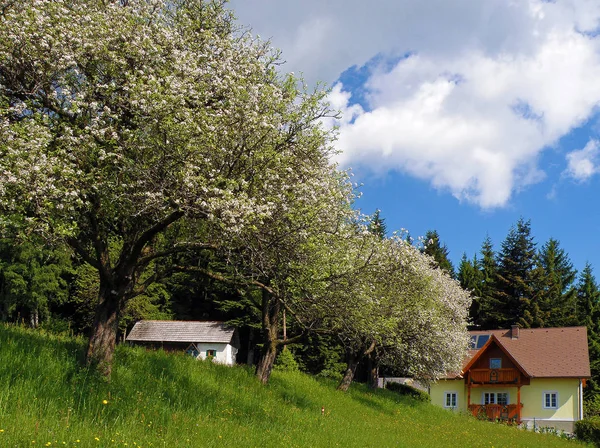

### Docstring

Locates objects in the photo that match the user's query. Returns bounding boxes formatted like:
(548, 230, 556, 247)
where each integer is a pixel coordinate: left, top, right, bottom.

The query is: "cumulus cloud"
(232, 0, 600, 208)
(564, 139, 600, 181)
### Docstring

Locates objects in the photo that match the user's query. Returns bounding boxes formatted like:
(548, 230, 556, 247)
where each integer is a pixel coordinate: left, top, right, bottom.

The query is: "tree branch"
(138, 241, 220, 267)
(66, 237, 100, 270)
(119, 209, 185, 271)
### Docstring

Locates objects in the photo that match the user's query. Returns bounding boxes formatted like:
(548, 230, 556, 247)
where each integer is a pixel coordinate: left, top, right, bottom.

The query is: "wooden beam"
(517, 385, 521, 424)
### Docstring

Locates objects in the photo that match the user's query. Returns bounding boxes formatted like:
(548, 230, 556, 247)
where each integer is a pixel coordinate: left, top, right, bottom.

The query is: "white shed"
(126, 320, 239, 365)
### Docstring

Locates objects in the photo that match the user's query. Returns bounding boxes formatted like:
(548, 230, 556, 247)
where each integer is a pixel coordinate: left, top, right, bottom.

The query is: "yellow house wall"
(429, 379, 466, 411)
(429, 378, 581, 421)
(520, 378, 580, 421)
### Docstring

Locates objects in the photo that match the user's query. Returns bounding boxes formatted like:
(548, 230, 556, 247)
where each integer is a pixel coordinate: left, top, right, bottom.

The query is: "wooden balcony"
(468, 404, 522, 423)
(469, 368, 519, 384)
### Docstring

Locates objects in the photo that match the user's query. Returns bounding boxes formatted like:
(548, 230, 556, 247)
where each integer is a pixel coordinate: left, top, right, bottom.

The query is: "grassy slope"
(0, 324, 589, 448)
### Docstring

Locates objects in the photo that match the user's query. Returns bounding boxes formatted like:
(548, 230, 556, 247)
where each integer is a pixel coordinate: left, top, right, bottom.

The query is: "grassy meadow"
(0, 324, 590, 447)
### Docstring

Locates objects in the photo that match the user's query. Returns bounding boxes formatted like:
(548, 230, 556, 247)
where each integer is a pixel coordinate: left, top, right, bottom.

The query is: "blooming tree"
(301, 229, 472, 391)
(0, 0, 338, 375)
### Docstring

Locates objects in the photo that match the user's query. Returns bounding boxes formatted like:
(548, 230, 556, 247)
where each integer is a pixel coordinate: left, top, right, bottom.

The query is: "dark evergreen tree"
(494, 218, 537, 328)
(457, 253, 482, 324)
(574, 264, 600, 413)
(474, 236, 501, 329)
(519, 264, 549, 329)
(575, 263, 600, 329)
(367, 210, 387, 240)
(535, 238, 577, 327)
(0, 239, 71, 328)
(421, 230, 455, 278)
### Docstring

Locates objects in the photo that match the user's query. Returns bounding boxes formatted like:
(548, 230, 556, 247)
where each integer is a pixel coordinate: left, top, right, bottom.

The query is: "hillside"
(0, 324, 588, 447)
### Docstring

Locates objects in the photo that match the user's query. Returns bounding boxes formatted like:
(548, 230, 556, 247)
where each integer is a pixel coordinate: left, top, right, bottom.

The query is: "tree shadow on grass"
(268, 373, 319, 411)
(112, 347, 293, 427)
(348, 386, 427, 415)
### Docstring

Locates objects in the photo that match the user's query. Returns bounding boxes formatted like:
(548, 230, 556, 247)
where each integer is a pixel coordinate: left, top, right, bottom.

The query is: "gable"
(465, 327, 590, 378)
(462, 335, 530, 380)
(470, 343, 520, 372)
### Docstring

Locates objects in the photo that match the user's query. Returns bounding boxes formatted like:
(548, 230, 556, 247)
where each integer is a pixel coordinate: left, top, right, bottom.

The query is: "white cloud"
(231, 0, 600, 208)
(564, 139, 600, 181)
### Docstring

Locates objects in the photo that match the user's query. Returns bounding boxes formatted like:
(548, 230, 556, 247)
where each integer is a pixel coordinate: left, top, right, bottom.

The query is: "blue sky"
(231, 0, 600, 276)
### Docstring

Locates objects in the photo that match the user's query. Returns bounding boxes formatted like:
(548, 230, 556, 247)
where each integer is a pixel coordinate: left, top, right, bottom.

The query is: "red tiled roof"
(463, 326, 590, 378)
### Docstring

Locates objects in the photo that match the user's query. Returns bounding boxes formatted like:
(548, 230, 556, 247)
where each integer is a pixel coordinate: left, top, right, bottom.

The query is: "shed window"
(186, 344, 200, 358)
(206, 349, 217, 359)
(490, 358, 502, 369)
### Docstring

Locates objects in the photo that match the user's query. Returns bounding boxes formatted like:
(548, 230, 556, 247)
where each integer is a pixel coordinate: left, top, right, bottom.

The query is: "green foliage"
(0, 239, 72, 327)
(585, 394, 600, 418)
(0, 324, 583, 448)
(385, 381, 431, 402)
(274, 348, 300, 372)
(298, 333, 346, 379)
(574, 417, 600, 446)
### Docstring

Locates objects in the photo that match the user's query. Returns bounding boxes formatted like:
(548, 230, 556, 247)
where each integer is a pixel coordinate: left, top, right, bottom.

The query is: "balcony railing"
(469, 368, 519, 384)
(468, 404, 522, 423)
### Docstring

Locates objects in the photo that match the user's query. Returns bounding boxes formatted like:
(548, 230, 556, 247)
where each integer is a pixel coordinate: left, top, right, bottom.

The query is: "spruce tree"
(476, 235, 501, 329)
(368, 210, 387, 240)
(421, 230, 455, 278)
(575, 263, 600, 329)
(535, 238, 577, 327)
(494, 218, 537, 328)
(575, 264, 600, 411)
(457, 253, 482, 326)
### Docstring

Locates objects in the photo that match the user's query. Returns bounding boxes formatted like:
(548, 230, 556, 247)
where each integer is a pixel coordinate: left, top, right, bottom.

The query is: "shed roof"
(126, 320, 235, 344)
(463, 326, 590, 378)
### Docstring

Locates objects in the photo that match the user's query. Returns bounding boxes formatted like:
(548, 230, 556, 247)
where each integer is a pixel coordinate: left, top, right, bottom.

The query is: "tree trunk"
(338, 352, 359, 392)
(338, 340, 377, 392)
(246, 330, 255, 366)
(29, 309, 39, 329)
(86, 280, 123, 377)
(255, 288, 280, 384)
(256, 340, 278, 384)
(367, 354, 379, 389)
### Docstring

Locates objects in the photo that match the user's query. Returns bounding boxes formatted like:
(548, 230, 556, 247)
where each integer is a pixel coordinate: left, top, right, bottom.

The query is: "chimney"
(511, 324, 520, 340)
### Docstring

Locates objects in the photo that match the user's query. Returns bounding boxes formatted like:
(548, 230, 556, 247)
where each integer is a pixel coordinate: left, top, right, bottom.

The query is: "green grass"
(0, 324, 590, 447)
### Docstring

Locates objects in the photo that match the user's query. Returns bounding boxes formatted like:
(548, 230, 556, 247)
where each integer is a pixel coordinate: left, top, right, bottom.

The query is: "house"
(126, 320, 239, 366)
(429, 325, 590, 432)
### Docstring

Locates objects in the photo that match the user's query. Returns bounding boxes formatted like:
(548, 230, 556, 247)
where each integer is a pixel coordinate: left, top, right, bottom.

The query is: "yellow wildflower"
(102, 400, 108, 405)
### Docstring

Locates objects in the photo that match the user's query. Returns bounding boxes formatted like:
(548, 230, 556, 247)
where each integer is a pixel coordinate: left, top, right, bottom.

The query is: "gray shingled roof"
(126, 320, 235, 344)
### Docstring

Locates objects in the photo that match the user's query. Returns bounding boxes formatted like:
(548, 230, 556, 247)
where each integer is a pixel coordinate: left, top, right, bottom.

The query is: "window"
(185, 344, 199, 358)
(497, 393, 509, 405)
(490, 358, 502, 369)
(543, 392, 558, 409)
(483, 392, 509, 405)
(444, 392, 457, 408)
(206, 349, 217, 359)
(469, 334, 491, 349)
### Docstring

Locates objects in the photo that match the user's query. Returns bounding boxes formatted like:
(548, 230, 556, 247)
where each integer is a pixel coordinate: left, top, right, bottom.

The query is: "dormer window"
(469, 334, 490, 349)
